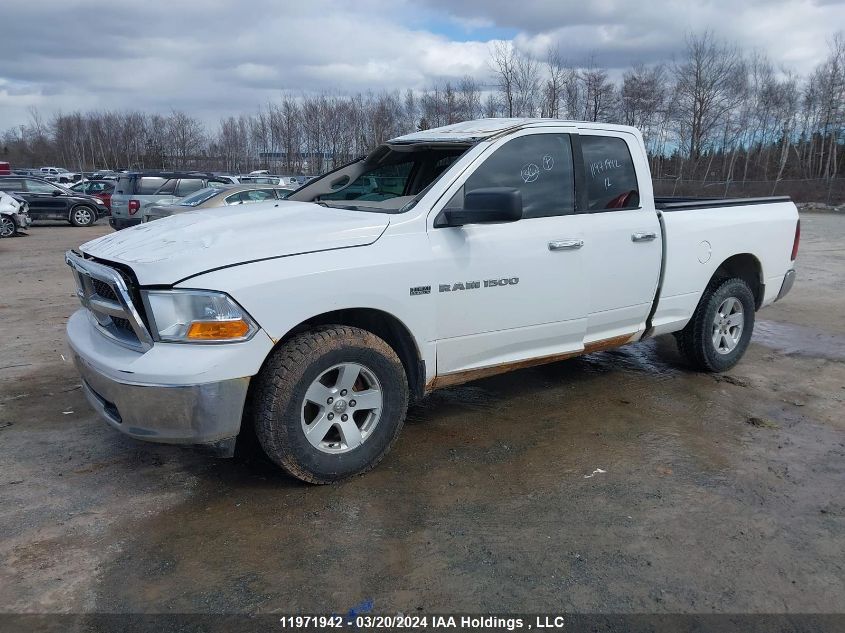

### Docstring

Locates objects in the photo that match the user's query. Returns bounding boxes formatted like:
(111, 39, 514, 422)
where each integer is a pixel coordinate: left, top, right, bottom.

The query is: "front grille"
(111, 316, 134, 333)
(66, 251, 153, 351)
(91, 278, 118, 302)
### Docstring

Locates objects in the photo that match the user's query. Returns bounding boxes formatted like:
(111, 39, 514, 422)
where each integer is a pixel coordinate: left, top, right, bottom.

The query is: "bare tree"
(490, 41, 518, 117)
(672, 31, 746, 160)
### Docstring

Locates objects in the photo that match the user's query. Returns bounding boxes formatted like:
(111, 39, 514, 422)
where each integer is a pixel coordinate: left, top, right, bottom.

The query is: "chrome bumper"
(73, 352, 249, 456)
(776, 269, 796, 302)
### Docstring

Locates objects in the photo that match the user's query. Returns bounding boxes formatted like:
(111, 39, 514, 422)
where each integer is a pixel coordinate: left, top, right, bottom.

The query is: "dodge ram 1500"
(65, 118, 800, 483)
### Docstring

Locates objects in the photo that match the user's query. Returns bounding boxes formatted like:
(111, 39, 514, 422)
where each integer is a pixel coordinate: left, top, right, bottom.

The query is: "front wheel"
(0, 215, 16, 238)
(70, 205, 96, 227)
(251, 325, 409, 483)
(675, 277, 756, 372)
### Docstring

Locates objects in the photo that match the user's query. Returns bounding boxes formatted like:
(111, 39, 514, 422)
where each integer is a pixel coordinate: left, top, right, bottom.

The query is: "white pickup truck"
(65, 118, 800, 483)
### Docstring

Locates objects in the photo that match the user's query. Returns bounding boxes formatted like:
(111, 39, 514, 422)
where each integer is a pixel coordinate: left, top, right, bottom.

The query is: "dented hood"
(80, 201, 390, 285)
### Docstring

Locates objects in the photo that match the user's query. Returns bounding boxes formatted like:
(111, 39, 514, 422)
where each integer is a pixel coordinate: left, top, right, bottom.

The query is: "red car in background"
(0, 162, 11, 175)
(69, 179, 114, 213)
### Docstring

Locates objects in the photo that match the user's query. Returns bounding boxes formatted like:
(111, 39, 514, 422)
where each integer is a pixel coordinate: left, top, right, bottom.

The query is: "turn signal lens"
(186, 320, 251, 340)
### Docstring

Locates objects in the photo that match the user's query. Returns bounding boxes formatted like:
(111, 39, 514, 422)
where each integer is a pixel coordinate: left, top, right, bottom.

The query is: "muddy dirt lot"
(1, 215, 843, 617)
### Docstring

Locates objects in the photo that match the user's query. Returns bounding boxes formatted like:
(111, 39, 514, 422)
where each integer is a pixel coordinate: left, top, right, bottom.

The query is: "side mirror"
(52, 189, 64, 196)
(434, 187, 522, 228)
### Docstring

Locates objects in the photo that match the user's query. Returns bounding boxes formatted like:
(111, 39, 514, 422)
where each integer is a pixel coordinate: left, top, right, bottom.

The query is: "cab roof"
(389, 118, 639, 144)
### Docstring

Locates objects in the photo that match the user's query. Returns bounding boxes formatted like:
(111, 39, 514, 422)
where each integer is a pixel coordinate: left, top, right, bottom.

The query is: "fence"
(651, 178, 844, 205)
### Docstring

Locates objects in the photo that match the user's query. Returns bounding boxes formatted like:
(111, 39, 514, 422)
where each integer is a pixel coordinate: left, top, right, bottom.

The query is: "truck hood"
(80, 201, 390, 285)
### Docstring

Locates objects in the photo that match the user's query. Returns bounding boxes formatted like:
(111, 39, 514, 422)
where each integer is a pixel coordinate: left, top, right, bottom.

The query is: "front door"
(428, 129, 590, 378)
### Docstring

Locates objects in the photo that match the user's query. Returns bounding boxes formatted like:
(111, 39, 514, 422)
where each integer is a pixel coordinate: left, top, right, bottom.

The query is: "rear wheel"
(675, 277, 756, 372)
(70, 205, 96, 227)
(251, 325, 409, 484)
(0, 215, 16, 238)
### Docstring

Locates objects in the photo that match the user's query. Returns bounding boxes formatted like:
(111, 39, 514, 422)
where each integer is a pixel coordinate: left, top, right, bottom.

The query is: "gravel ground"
(0, 215, 843, 619)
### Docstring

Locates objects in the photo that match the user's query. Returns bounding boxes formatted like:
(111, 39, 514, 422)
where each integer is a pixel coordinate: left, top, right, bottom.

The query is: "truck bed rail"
(655, 196, 791, 211)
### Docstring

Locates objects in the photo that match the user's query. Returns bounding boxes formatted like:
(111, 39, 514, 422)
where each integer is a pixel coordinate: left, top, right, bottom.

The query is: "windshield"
(178, 187, 221, 206)
(311, 146, 468, 214)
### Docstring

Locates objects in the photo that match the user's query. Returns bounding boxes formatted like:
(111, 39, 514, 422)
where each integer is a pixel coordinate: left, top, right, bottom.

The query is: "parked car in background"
(142, 184, 294, 222)
(238, 174, 302, 188)
(0, 175, 108, 226)
(0, 162, 10, 175)
(0, 191, 31, 237)
(39, 167, 68, 177)
(109, 172, 229, 230)
(70, 179, 115, 212)
(39, 167, 82, 183)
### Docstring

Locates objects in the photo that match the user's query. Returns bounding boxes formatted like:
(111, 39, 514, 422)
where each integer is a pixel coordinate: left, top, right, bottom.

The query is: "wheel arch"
(707, 253, 764, 309)
(69, 203, 96, 224)
(275, 308, 425, 403)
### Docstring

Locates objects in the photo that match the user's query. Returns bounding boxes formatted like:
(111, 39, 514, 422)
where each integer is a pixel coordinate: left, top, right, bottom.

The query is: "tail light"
(791, 219, 800, 261)
(128, 200, 140, 215)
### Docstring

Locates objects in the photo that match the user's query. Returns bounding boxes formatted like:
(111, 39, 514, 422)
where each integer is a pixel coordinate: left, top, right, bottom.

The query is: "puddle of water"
(753, 320, 845, 361)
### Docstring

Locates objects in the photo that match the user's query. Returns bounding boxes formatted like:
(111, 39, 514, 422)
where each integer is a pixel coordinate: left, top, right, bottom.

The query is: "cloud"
(0, 0, 842, 129)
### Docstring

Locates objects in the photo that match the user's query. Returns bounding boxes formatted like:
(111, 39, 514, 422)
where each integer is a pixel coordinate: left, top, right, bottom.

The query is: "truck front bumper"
(73, 352, 249, 455)
(66, 308, 274, 455)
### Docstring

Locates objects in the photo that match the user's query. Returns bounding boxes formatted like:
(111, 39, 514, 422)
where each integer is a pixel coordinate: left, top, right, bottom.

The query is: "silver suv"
(110, 172, 228, 230)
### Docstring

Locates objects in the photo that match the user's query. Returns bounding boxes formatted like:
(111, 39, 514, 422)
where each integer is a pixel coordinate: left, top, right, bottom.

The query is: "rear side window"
(156, 179, 178, 195)
(25, 179, 59, 193)
(175, 179, 204, 196)
(581, 135, 640, 211)
(461, 133, 575, 219)
(136, 177, 167, 195)
(0, 178, 24, 190)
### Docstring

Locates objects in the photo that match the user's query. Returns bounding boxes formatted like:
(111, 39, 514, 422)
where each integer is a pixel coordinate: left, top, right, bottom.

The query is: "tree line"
(2, 31, 843, 201)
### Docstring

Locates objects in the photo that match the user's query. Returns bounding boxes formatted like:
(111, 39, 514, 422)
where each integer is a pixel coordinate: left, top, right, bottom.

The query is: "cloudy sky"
(1, 0, 843, 129)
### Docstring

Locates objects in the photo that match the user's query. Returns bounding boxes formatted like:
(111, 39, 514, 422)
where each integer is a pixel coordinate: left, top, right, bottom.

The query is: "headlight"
(93, 197, 104, 204)
(141, 290, 258, 343)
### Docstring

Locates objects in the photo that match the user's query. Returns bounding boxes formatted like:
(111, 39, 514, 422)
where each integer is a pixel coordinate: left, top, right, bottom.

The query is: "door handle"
(548, 239, 584, 251)
(631, 232, 657, 242)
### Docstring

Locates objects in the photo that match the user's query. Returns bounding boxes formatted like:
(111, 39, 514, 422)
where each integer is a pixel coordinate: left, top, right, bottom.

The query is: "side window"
(175, 179, 204, 196)
(320, 161, 414, 201)
(137, 177, 168, 195)
(224, 192, 244, 205)
(460, 134, 575, 219)
(241, 189, 276, 203)
(1, 178, 25, 191)
(24, 179, 59, 193)
(581, 135, 640, 211)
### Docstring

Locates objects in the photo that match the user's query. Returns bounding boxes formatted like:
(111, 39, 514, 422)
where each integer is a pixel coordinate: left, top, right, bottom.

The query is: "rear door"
(428, 128, 590, 377)
(578, 131, 661, 343)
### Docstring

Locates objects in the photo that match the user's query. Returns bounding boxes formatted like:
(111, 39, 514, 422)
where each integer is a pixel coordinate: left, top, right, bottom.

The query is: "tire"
(675, 277, 756, 372)
(0, 215, 16, 238)
(70, 205, 96, 227)
(251, 325, 409, 484)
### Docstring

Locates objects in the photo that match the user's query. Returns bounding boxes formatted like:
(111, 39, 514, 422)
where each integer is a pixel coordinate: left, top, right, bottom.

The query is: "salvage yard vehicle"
(0, 175, 108, 226)
(70, 179, 115, 213)
(142, 184, 294, 222)
(0, 191, 31, 237)
(109, 172, 230, 230)
(65, 118, 800, 484)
